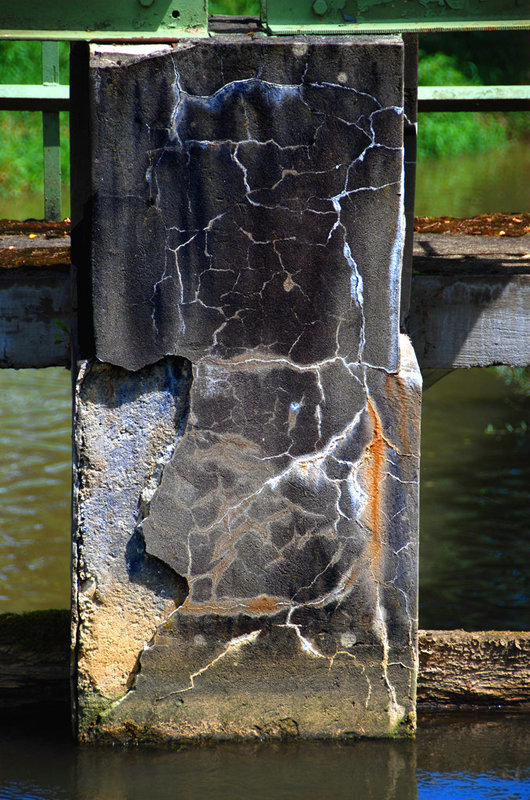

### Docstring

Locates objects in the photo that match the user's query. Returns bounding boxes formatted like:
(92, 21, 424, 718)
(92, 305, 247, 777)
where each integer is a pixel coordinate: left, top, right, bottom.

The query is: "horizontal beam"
(408, 234, 530, 369)
(1, 232, 529, 370)
(418, 630, 530, 708)
(2, 82, 527, 114)
(265, 20, 530, 35)
(1, 9, 529, 39)
(410, 274, 530, 368)
(2, 609, 528, 709)
(0, 0, 207, 40)
(0, 84, 69, 111)
(418, 85, 530, 113)
(0, 264, 71, 369)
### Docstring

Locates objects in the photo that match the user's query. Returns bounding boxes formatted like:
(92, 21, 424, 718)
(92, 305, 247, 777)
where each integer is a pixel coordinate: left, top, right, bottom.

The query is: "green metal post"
(42, 41, 61, 221)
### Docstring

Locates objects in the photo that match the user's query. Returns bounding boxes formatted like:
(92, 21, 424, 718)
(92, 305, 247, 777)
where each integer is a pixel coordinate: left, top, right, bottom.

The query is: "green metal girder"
(418, 85, 530, 111)
(261, 0, 530, 34)
(0, 84, 69, 111)
(0, 0, 207, 40)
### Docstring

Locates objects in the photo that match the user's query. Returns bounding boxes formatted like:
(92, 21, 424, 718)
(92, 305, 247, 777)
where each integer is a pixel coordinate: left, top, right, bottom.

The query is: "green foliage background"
(417, 48, 528, 160)
(0, 30, 528, 210)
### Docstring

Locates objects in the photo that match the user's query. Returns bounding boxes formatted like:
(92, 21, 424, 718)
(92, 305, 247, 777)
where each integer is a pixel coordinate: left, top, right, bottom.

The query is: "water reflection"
(0, 712, 528, 800)
(415, 141, 530, 218)
(0, 369, 71, 612)
(421, 369, 530, 630)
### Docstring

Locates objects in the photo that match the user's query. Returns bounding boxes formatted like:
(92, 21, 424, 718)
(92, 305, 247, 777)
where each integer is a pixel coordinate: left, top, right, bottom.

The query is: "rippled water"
(0, 369, 71, 612)
(0, 712, 528, 800)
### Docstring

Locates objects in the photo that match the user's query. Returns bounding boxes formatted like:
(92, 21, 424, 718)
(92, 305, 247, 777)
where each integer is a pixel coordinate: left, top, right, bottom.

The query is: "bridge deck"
(0, 221, 529, 370)
(409, 232, 530, 369)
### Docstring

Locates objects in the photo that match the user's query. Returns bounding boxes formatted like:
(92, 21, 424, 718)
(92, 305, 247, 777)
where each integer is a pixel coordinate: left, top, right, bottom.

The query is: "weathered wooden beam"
(408, 233, 530, 369)
(418, 630, 530, 708)
(2, 612, 528, 710)
(0, 611, 70, 709)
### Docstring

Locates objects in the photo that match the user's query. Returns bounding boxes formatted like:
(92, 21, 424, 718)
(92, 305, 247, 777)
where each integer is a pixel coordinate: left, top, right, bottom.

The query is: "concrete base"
(73, 337, 420, 742)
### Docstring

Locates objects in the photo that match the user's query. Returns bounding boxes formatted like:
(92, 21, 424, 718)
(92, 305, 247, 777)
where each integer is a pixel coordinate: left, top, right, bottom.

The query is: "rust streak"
(385, 373, 410, 453)
(366, 398, 385, 570)
(182, 595, 288, 616)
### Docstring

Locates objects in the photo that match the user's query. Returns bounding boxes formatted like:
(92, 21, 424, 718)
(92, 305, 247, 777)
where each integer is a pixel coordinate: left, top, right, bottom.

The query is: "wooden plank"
(408, 233, 530, 369)
(0, 610, 70, 709)
(2, 611, 528, 709)
(418, 630, 530, 708)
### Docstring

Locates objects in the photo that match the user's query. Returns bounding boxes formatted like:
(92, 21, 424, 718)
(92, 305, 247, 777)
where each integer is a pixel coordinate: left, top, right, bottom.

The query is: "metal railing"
(0, 41, 69, 221)
(0, 40, 528, 222)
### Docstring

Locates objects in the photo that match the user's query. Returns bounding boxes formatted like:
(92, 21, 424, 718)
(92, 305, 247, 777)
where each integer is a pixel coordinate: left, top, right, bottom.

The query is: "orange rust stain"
(247, 594, 284, 614)
(183, 595, 286, 616)
(385, 373, 410, 453)
(366, 398, 385, 570)
(342, 563, 363, 592)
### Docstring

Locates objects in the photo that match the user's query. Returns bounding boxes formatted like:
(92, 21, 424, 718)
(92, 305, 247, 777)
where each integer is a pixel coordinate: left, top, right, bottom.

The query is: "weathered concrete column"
(72, 36, 422, 742)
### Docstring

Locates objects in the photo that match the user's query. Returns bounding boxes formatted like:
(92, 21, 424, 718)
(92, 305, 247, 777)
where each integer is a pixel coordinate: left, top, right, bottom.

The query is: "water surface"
(421, 368, 529, 630)
(0, 712, 528, 800)
(0, 369, 71, 612)
(415, 140, 530, 217)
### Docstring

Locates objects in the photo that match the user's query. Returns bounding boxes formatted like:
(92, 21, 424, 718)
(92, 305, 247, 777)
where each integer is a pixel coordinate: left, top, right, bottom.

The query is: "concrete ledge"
(0, 263, 71, 368)
(408, 233, 530, 369)
(0, 228, 71, 368)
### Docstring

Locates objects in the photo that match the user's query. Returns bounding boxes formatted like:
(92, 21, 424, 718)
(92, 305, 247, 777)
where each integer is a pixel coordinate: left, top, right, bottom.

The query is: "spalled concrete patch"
(73, 358, 192, 725)
(89, 36, 404, 373)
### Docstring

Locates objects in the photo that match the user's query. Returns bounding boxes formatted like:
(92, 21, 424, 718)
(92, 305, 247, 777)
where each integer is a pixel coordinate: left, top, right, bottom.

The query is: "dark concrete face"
(76, 39, 422, 741)
(90, 37, 404, 372)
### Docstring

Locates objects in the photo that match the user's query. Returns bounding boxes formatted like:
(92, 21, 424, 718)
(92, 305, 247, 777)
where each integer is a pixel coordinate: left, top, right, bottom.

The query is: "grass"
(0, 42, 70, 207)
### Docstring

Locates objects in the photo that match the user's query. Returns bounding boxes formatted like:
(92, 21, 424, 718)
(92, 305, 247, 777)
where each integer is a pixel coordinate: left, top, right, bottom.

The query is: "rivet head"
(139, 0, 155, 7)
(312, 0, 328, 15)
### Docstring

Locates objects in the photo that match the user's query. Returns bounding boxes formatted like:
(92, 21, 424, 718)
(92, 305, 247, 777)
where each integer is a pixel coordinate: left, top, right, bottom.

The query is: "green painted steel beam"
(0, 85, 69, 111)
(42, 42, 62, 220)
(0, 0, 207, 40)
(264, 20, 530, 33)
(418, 85, 530, 112)
(261, 0, 530, 34)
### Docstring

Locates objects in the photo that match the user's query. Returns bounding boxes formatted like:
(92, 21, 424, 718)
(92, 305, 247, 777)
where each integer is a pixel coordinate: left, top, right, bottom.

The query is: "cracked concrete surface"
(75, 37, 421, 742)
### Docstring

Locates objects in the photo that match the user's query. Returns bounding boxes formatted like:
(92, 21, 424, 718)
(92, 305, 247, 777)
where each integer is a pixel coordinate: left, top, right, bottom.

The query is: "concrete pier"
(72, 37, 421, 741)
